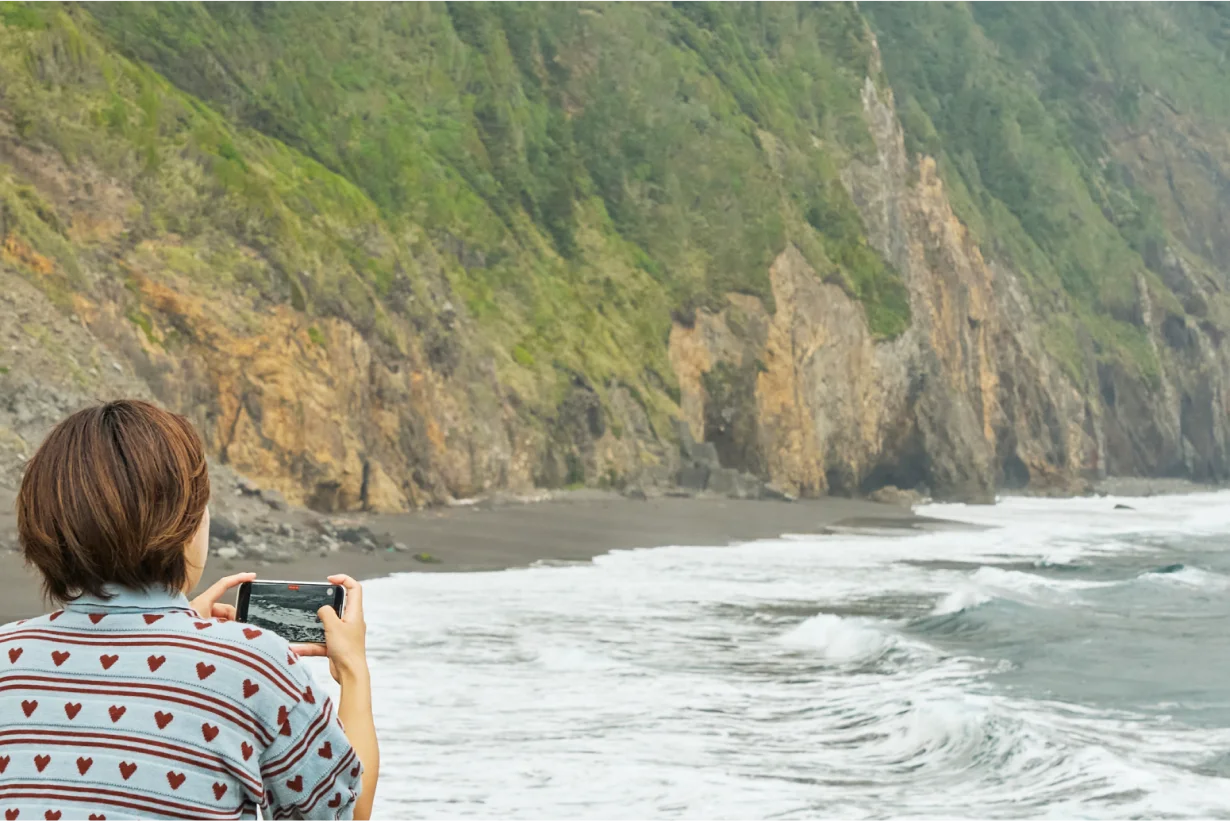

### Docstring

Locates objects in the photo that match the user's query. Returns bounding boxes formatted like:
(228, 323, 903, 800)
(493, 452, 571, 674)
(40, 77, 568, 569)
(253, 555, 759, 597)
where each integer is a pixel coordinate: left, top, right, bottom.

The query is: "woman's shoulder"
(199, 618, 318, 689)
(0, 608, 318, 699)
(0, 609, 64, 632)
(201, 621, 334, 745)
(199, 617, 299, 659)
(109, 610, 316, 699)
(172, 618, 324, 722)
(5, 608, 298, 661)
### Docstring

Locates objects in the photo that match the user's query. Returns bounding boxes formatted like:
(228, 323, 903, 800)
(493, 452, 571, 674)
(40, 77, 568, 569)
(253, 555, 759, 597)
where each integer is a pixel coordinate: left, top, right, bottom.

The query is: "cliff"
(1, 3, 1228, 509)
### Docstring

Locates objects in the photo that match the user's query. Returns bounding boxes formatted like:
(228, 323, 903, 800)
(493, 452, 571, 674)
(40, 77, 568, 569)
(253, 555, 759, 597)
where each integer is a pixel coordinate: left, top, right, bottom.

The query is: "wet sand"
(0, 492, 938, 623)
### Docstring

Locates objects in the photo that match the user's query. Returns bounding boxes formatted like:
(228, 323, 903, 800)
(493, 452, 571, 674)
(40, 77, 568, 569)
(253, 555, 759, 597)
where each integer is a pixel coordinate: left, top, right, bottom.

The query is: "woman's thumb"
(317, 605, 342, 628)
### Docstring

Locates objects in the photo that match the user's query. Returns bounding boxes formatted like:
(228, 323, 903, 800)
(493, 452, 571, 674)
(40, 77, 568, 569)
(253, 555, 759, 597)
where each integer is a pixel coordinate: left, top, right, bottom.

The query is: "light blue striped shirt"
(0, 585, 362, 820)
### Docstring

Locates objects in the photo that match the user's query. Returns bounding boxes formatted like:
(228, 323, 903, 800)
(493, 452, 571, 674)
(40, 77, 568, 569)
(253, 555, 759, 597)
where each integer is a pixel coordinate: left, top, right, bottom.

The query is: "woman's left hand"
(190, 572, 256, 621)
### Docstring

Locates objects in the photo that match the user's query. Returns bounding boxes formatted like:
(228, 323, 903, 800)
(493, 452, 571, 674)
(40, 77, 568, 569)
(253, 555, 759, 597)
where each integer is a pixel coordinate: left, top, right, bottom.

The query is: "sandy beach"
(0, 490, 938, 623)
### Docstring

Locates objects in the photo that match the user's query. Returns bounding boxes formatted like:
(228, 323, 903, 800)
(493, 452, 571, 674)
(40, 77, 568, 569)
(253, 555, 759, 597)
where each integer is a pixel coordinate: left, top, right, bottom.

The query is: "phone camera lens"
(326, 587, 334, 595)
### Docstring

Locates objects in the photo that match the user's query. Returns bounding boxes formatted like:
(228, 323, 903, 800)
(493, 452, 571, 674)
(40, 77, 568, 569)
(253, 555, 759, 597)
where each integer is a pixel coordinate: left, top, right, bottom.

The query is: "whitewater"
(314, 492, 1230, 818)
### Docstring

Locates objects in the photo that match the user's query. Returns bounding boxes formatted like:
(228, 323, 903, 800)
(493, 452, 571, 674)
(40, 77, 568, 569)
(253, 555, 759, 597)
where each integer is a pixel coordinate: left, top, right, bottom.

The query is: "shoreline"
(0, 492, 925, 623)
(1, 475, 1223, 624)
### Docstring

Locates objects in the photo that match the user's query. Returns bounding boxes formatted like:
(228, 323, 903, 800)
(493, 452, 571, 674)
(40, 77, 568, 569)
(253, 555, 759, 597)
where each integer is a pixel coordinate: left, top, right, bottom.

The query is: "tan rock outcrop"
(667, 80, 1101, 500)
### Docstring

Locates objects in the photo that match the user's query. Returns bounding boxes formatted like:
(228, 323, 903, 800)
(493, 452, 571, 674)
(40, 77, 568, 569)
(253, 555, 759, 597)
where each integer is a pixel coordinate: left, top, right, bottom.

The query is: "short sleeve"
(259, 671, 363, 820)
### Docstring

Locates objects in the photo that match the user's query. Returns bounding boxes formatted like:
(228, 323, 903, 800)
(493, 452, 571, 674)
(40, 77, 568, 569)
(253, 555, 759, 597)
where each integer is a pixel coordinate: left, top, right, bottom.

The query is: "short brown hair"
(17, 400, 210, 603)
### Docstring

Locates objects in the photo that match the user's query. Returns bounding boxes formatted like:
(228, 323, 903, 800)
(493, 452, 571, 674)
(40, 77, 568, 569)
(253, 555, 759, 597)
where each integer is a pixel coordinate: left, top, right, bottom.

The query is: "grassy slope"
(0, 4, 645, 421)
(2, 3, 909, 476)
(866, 3, 1230, 386)
(7, 1, 1228, 491)
(85, 2, 909, 355)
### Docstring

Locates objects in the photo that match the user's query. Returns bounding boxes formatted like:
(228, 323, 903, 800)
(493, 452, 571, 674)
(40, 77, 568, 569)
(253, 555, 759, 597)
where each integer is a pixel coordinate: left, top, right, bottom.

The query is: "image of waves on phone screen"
(244, 582, 339, 644)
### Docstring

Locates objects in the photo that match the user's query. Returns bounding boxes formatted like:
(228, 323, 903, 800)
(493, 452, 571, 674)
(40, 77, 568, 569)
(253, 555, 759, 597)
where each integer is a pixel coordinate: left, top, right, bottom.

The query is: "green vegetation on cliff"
(1, 2, 908, 451)
(866, 3, 1230, 383)
(5, 2, 1230, 499)
(89, 2, 909, 337)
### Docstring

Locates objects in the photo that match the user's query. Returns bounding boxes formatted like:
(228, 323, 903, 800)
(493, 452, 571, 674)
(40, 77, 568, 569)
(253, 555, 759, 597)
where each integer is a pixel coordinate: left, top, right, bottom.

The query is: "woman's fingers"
(190, 572, 255, 619)
(318, 605, 343, 626)
(289, 643, 328, 657)
(327, 574, 363, 620)
(211, 603, 236, 621)
(317, 590, 367, 678)
(198, 572, 257, 605)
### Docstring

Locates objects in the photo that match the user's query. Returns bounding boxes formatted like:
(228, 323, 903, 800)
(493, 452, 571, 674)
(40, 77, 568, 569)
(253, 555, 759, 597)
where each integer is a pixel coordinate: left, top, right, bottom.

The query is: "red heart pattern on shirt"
(165, 771, 186, 790)
(286, 652, 296, 665)
(142, 614, 163, 624)
(3, 810, 14, 820)
(328, 793, 343, 809)
(88, 816, 105, 820)
(240, 741, 254, 761)
(193, 622, 212, 630)
(201, 723, 219, 743)
(317, 741, 332, 759)
(277, 705, 289, 725)
(43, 813, 59, 821)
(0, 756, 9, 773)
(242, 679, 259, 698)
(7, 648, 21, 664)
(212, 783, 227, 801)
(154, 711, 174, 730)
(20, 700, 36, 717)
(196, 662, 216, 680)
(63, 703, 81, 720)
(147, 655, 166, 672)
(48, 611, 62, 621)
(243, 627, 262, 639)
(108, 705, 126, 723)
(279, 721, 292, 736)
(76, 757, 92, 775)
(302, 686, 315, 705)
(88, 613, 105, 624)
(285, 774, 303, 792)
(350, 764, 361, 778)
(118, 761, 137, 780)
(33, 755, 50, 772)
(99, 654, 118, 670)
(50, 651, 69, 667)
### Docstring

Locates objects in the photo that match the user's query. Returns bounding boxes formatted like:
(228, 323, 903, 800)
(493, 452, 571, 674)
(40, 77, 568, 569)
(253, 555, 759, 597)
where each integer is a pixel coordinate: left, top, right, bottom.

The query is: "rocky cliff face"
(3, 4, 1229, 509)
(669, 55, 1230, 501)
(0, 54, 675, 510)
(669, 78, 1100, 502)
(1105, 103, 1230, 482)
(0, 187, 672, 512)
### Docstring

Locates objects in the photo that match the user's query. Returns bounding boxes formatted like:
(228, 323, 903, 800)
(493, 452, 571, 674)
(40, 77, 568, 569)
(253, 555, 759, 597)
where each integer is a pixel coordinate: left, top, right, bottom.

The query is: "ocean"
(331, 493, 1230, 818)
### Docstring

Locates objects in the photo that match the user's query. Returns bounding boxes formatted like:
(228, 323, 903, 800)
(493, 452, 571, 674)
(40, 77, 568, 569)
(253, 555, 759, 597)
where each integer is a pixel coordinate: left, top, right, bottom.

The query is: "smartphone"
(235, 580, 345, 645)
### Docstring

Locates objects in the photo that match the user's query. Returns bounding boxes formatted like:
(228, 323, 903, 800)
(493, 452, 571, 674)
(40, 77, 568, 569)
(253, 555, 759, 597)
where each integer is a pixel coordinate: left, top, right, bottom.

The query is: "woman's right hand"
(290, 574, 368, 683)
(291, 575, 379, 820)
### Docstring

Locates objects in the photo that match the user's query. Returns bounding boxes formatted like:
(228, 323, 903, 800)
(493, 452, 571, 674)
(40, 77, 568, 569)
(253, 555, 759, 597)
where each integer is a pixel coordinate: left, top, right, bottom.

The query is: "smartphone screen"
(236, 581, 345, 644)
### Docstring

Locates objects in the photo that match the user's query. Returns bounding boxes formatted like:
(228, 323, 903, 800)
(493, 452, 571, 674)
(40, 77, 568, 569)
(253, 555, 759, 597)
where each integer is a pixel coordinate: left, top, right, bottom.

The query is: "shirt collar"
(64, 584, 194, 613)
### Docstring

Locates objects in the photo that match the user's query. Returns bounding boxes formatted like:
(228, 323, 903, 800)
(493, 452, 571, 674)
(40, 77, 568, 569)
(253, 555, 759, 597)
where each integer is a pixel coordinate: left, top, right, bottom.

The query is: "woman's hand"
(189, 572, 256, 621)
(295, 575, 378, 819)
(295, 576, 378, 819)
(289, 574, 368, 683)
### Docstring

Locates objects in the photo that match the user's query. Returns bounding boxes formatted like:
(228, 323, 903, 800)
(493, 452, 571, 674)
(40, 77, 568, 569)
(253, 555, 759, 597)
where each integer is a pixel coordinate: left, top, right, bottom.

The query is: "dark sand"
(0, 491, 944, 623)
